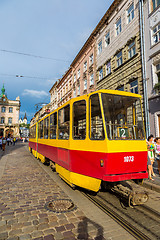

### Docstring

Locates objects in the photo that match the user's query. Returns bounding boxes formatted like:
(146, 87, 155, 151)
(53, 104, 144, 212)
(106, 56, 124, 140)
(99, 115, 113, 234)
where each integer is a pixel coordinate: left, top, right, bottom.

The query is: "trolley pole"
(139, 0, 150, 138)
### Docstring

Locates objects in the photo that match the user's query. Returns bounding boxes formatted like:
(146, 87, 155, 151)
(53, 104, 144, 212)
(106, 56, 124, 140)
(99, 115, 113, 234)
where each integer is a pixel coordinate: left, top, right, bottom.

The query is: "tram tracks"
(82, 191, 160, 240)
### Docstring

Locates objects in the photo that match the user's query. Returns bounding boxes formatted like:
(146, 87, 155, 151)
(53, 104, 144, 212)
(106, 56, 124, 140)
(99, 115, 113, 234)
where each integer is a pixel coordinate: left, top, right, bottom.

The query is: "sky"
(0, 0, 113, 122)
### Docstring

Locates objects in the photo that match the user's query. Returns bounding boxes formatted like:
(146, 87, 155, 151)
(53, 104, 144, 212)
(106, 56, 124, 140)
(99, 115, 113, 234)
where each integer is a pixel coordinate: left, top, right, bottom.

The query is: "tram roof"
(30, 89, 142, 125)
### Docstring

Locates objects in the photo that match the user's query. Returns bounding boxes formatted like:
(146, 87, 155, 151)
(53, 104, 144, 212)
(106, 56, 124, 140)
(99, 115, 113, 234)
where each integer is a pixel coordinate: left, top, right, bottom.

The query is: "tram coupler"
(102, 181, 149, 207)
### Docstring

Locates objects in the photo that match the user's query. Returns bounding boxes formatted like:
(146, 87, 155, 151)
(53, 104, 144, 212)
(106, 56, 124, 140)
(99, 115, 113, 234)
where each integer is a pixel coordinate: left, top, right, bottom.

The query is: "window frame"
(152, 23, 160, 45)
(128, 41, 136, 59)
(50, 111, 57, 139)
(89, 54, 94, 65)
(116, 51, 123, 67)
(89, 93, 105, 141)
(1, 106, 6, 113)
(130, 80, 138, 94)
(44, 116, 49, 139)
(72, 100, 86, 140)
(106, 61, 111, 75)
(90, 73, 94, 86)
(9, 107, 13, 113)
(8, 117, 12, 124)
(127, 3, 134, 24)
(99, 68, 103, 81)
(84, 61, 87, 72)
(1, 117, 5, 124)
(98, 40, 102, 55)
(58, 104, 70, 140)
(84, 79, 87, 90)
(105, 32, 110, 47)
(116, 18, 122, 36)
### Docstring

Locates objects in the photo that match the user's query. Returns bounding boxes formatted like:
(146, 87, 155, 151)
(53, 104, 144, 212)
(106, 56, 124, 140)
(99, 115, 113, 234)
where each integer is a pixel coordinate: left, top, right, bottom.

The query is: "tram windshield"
(101, 93, 145, 140)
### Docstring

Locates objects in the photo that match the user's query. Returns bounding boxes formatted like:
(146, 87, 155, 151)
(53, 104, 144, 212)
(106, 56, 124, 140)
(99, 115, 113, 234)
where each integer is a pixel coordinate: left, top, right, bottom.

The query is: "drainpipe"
(139, 0, 150, 138)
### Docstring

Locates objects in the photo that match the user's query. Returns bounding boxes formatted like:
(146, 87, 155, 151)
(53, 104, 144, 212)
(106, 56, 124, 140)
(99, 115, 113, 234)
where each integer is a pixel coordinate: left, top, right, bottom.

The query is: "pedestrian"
(2, 137, 6, 151)
(147, 135, 155, 178)
(13, 137, 16, 146)
(154, 137, 160, 175)
(7, 137, 10, 146)
(10, 137, 13, 145)
(0, 136, 2, 150)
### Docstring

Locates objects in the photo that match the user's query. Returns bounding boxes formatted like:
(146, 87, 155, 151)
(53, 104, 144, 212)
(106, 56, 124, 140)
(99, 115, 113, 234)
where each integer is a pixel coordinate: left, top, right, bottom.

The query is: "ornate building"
(144, 0, 160, 136)
(0, 84, 20, 137)
(19, 112, 28, 125)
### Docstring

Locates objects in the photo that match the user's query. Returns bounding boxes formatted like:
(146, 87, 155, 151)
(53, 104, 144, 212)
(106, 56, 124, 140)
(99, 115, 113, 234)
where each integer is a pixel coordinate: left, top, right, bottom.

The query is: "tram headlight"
(100, 159, 104, 167)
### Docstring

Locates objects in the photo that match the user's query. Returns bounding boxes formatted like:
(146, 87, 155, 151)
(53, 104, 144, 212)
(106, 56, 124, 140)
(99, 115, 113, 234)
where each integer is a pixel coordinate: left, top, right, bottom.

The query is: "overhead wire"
(0, 49, 71, 63)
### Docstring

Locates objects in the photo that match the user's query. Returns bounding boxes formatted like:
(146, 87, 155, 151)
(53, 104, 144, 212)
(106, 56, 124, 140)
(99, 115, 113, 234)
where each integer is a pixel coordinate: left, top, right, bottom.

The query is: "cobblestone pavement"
(0, 143, 136, 240)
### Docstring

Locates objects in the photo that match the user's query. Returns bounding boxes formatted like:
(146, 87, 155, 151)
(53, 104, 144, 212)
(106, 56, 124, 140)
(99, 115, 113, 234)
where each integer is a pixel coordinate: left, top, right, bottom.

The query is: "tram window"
(90, 94, 105, 140)
(101, 93, 145, 140)
(73, 100, 86, 140)
(44, 117, 49, 139)
(38, 120, 44, 139)
(58, 105, 70, 140)
(50, 112, 57, 139)
(29, 125, 36, 138)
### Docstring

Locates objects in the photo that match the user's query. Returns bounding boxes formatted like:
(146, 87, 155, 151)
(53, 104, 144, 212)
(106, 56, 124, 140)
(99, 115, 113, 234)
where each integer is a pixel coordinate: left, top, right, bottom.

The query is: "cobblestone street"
(0, 143, 135, 240)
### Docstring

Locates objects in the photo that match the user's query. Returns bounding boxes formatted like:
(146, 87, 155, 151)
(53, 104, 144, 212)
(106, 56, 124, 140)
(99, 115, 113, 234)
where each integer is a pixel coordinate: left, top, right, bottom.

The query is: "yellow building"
(0, 84, 20, 137)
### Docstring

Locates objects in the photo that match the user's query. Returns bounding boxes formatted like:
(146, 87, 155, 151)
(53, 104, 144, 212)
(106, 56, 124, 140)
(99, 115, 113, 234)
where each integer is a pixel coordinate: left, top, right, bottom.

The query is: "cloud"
(22, 89, 49, 98)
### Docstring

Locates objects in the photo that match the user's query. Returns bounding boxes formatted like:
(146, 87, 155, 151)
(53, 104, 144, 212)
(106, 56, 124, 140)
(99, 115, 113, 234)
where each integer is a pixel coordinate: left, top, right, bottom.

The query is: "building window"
(127, 3, 134, 24)
(9, 107, 13, 113)
(150, 0, 160, 12)
(84, 61, 87, 72)
(128, 41, 136, 58)
(1, 117, 5, 124)
(116, 51, 123, 67)
(105, 32, 110, 47)
(1, 107, 6, 113)
(130, 80, 138, 94)
(152, 23, 160, 45)
(99, 68, 103, 81)
(74, 74, 76, 82)
(106, 61, 111, 75)
(78, 85, 80, 95)
(156, 63, 160, 72)
(98, 40, 102, 55)
(84, 79, 87, 90)
(90, 74, 94, 86)
(116, 18, 121, 36)
(8, 117, 12, 124)
(89, 54, 94, 65)
(77, 69, 80, 78)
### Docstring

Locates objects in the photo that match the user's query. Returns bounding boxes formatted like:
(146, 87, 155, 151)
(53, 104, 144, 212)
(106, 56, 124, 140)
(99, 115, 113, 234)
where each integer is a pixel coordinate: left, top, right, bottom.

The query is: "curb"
(143, 180, 160, 193)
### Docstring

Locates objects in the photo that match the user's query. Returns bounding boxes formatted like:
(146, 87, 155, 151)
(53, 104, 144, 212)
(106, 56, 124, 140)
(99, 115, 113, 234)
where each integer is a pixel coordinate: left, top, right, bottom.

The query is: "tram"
(29, 89, 148, 192)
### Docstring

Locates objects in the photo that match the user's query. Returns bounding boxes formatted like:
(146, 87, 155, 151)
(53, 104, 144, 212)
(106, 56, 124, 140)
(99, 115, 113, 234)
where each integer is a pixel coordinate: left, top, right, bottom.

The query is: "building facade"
(96, 0, 144, 104)
(144, 0, 160, 136)
(49, 81, 58, 112)
(57, 68, 73, 107)
(0, 84, 20, 137)
(70, 34, 97, 98)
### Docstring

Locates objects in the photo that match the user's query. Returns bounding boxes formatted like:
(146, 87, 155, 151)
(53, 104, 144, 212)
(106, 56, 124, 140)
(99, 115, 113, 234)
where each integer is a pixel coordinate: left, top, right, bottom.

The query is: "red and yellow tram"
(29, 89, 148, 192)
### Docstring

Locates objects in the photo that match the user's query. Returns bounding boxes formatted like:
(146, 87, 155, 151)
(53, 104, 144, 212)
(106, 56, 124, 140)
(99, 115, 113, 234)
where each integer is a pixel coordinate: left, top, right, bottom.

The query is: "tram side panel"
(69, 148, 106, 179)
(37, 141, 58, 164)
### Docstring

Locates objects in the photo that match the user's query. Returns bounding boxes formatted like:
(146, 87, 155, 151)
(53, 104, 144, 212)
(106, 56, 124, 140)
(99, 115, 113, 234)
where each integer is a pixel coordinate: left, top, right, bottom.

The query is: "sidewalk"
(0, 143, 135, 240)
